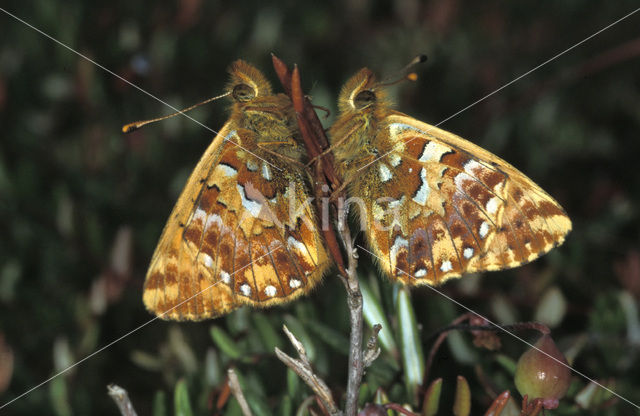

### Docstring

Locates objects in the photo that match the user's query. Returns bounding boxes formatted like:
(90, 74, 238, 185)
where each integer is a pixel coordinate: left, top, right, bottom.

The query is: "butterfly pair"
(140, 60, 571, 321)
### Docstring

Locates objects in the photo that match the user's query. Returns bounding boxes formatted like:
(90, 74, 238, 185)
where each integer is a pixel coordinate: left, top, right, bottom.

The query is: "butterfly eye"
(232, 83, 256, 102)
(353, 90, 377, 109)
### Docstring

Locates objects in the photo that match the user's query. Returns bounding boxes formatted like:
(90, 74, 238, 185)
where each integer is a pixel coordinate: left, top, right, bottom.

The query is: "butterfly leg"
(306, 121, 364, 167)
(256, 140, 308, 169)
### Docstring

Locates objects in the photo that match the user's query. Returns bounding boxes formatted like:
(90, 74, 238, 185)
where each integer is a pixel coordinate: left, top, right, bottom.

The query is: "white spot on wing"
(389, 153, 402, 167)
(479, 221, 490, 238)
(240, 283, 251, 297)
(419, 141, 451, 162)
(264, 285, 277, 297)
(486, 197, 499, 215)
(220, 270, 231, 284)
(454, 171, 474, 192)
(388, 196, 405, 210)
(379, 163, 393, 183)
(287, 236, 306, 253)
(193, 208, 207, 223)
(289, 279, 302, 288)
(493, 180, 505, 194)
(440, 260, 453, 272)
(237, 184, 262, 217)
(463, 247, 474, 259)
(464, 160, 484, 175)
(205, 214, 223, 231)
(389, 122, 426, 137)
(261, 163, 272, 181)
(390, 235, 409, 265)
(246, 160, 259, 171)
(218, 163, 238, 177)
(202, 253, 213, 268)
(415, 268, 427, 277)
(412, 168, 430, 205)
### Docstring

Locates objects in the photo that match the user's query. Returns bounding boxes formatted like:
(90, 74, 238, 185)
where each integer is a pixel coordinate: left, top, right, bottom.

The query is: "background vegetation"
(1, 0, 640, 414)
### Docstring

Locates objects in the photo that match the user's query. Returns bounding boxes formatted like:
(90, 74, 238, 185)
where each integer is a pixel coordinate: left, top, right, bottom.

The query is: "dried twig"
(337, 211, 365, 416)
(227, 368, 253, 416)
(107, 384, 138, 416)
(275, 325, 341, 415)
(363, 324, 382, 368)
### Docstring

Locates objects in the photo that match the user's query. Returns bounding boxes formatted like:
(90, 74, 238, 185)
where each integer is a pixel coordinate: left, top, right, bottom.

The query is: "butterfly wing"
(143, 123, 329, 320)
(357, 113, 571, 285)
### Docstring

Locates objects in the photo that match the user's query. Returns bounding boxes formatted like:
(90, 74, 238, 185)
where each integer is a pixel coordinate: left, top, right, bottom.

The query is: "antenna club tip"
(407, 73, 418, 82)
(122, 124, 137, 133)
(418, 54, 428, 63)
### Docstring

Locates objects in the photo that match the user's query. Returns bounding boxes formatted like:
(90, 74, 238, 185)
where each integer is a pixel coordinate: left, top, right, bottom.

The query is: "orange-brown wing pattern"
(356, 114, 571, 284)
(143, 125, 328, 320)
(142, 61, 329, 321)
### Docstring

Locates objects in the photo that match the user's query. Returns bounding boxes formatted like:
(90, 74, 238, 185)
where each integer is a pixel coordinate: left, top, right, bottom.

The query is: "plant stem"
(337, 200, 364, 416)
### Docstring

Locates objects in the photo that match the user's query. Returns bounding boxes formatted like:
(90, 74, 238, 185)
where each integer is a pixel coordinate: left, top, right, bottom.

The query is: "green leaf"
(287, 368, 300, 398)
(452, 376, 470, 416)
(494, 354, 517, 375)
(152, 390, 167, 416)
(533, 286, 567, 328)
(358, 382, 371, 407)
(174, 379, 194, 416)
(303, 318, 349, 354)
(277, 395, 293, 416)
(49, 377, 71, 416)
(361, 277, 398, 357)
(374, 387, 390, 405)
(246, 391, 273, 416)
(210, 326, 242, 360)
(422, 378, 442, 416)
(252, 314, 283, 352)
(396, 286, 424, 405)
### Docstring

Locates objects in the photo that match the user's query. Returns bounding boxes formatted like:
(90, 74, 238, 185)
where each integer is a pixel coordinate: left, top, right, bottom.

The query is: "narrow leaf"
(210, 326, 242, 360)
(396, 286, 425, 404)
(174, 379, 194, 416)
(152, 390, 167, 416)
(361, 277, 398, 356)
(452, 375, 471, 416)
(422, 378, 442, 416)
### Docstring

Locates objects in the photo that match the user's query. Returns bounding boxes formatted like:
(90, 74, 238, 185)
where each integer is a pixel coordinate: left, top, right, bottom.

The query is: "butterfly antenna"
(378, 54, 428, 87)
(122, 91, 231, 133)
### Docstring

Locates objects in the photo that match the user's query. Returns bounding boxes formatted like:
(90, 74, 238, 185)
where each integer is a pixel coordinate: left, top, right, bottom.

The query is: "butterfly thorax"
(231, 93, 306, 162)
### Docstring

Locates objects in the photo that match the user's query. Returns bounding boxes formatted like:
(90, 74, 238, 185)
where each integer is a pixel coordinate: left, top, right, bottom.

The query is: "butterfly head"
(226, 60, 273, 101)
(338, 68, 390, 115)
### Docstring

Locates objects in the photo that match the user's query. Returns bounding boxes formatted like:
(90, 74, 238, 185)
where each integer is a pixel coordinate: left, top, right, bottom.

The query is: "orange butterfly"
(328, 68, 571, 284)
(138, 61, 329, 320)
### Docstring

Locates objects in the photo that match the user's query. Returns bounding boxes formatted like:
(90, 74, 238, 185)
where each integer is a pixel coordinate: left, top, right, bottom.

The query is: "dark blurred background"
(1, 1, 640, 415)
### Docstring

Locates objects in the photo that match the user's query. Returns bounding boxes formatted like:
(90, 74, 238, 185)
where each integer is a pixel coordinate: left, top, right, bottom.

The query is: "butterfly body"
(329, 69, 572, 285)
(143, 61, 329, 321)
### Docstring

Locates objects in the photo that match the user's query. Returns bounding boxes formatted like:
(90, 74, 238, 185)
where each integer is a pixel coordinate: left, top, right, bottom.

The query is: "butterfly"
(140, 61, 329, 320)
(328, 68, 571, 285)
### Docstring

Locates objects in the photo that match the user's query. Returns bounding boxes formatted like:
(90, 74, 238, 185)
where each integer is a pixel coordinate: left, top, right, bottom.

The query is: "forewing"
(143, 125, 329, 320)
(364, 114, 571, 285)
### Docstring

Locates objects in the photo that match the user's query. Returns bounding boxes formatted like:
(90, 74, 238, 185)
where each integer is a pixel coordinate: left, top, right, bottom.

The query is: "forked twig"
(107, 384, 138, 416)
(275, 325, 341, 415)
(227, 368, 253, 416)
